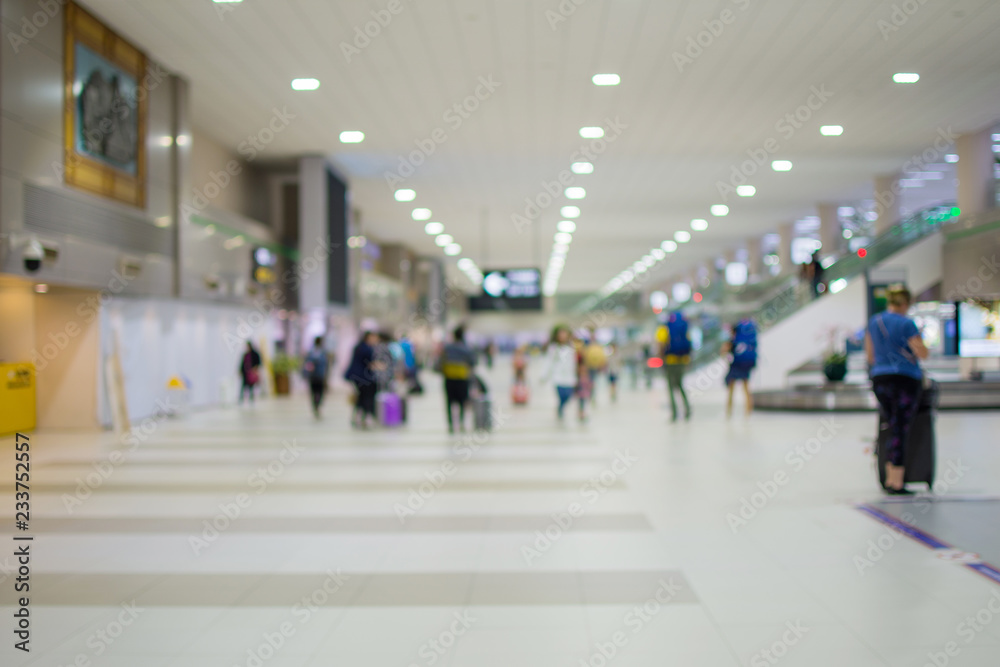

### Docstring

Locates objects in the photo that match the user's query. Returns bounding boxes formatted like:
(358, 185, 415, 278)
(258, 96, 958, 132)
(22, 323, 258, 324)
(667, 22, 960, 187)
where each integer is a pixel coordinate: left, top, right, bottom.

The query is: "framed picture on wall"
(63, 1, 148, 208)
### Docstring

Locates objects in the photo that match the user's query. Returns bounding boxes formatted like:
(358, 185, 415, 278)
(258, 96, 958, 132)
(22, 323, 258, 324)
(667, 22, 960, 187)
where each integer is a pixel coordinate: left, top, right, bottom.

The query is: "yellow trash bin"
(0, 363, 36, 435)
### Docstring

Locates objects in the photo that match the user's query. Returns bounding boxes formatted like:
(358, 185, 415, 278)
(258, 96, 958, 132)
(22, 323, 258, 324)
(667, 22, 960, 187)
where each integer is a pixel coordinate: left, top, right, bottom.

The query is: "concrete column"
(746, 237, 763, 279)
(817, 203, 841, 258)
(956, 127, 996, 216)
(777, 222, 795, 275)
(874, 173, 902, 236)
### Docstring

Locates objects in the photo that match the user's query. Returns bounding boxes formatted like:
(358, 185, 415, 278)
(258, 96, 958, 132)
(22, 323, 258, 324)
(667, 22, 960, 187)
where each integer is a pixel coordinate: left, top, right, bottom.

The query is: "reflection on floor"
(3, 367, 1000, 666)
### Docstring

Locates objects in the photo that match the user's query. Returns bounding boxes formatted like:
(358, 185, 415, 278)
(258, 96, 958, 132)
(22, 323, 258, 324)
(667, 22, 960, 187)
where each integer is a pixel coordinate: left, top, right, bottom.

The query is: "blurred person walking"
(662, 312, 692, 421)
(724, 318, 758, 417)
(865, 285, 930, 494)
(582, 333, 607, 406)
(344, 331, 381, 429)
(606, 342, 622, 402)
(541, 325, 580, 421)
(238, 341, 262, 405)
(438, 325, 477, 433)
(302, 336, 329, 418)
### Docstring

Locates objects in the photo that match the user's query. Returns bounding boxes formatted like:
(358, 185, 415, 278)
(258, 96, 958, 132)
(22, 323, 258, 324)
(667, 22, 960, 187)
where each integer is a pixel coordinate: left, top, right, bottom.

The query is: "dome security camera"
(23, 238, 44, 273)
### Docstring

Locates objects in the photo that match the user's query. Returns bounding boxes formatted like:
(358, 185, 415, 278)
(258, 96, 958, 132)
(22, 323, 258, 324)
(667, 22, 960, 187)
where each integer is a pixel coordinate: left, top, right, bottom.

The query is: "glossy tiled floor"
(3, 366, 1000, 666)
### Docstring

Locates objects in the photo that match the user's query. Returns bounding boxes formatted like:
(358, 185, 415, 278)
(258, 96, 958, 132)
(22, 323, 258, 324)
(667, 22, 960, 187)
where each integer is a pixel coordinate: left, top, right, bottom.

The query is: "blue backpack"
(732, 320, 757, 366)
(666, 315, 692, 356)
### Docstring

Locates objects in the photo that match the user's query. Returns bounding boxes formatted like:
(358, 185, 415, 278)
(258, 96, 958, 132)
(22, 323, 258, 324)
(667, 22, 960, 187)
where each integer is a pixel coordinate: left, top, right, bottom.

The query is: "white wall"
(755, 233, 945, 389)
(100, 296, 275, 423)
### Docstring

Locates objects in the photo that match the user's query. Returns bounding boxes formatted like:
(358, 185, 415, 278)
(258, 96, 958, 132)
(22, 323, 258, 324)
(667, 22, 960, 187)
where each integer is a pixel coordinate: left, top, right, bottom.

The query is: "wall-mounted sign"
(252, 246, 277, 285)
(469, 268, 542, 311)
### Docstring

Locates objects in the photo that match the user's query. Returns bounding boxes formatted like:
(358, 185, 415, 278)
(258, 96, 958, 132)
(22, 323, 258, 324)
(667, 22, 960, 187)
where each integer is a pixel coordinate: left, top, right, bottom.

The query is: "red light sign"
(858, 248, 868, 258)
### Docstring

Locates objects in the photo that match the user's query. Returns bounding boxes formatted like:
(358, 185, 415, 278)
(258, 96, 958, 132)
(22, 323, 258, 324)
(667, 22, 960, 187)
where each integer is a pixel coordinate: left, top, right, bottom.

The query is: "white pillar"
(874, 173, 902, 236)
(818, 203, 841, 259)
(746, 236, 763, 279)
(777, 222, 795, 275)
(956, 127, 996, 216)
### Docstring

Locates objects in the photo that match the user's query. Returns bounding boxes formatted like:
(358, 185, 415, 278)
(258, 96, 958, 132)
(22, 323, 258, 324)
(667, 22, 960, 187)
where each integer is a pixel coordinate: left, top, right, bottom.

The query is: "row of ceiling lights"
(393, 189, 484, 285)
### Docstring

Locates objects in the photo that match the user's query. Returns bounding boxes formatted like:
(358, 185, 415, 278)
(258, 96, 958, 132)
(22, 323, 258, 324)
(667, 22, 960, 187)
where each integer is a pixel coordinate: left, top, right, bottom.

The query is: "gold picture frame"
(63, 1, 147, 208)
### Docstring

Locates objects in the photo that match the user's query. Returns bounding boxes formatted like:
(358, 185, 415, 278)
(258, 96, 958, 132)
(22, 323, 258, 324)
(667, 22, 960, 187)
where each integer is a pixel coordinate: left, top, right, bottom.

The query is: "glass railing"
(687, 203, 960, 371)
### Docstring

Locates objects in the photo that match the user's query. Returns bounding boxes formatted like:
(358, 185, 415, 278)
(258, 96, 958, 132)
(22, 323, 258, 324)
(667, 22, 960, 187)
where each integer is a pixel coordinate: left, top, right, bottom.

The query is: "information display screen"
(468, 268, 542, 311)
(958, 300, 1000, 357)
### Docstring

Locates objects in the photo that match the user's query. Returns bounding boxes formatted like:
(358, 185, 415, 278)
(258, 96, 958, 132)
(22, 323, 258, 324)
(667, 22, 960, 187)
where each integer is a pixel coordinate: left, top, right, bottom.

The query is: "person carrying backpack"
(582, 332, 607, 405)
(662, 311, 692, 421)
(302, 336, 329, 418)
(724, 318, 758, 417)
(437, 325, 477, 433)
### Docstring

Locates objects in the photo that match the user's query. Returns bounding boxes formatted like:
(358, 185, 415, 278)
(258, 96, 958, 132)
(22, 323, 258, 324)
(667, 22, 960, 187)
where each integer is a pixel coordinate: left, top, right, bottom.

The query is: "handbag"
(246, 368, 259, 385)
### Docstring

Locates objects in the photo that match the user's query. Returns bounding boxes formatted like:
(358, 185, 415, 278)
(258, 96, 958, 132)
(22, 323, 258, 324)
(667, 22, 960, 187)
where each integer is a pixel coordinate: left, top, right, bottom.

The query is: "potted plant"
(823, 350, 848, 383)
(271, 353, 299, 396)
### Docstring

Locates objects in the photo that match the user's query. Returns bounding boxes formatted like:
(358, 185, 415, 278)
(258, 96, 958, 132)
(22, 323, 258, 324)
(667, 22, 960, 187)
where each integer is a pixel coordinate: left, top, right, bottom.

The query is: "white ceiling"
(85, 0, 1000, 292)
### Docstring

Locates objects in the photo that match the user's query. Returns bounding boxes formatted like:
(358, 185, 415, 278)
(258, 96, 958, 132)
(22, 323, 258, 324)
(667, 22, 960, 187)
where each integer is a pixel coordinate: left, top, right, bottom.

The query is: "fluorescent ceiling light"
(424, 222, 444, 235)
(838, 207, 855, 216)
(552, 244, 569, 256)
(651, 248, 666, 260)
(554, 232, 573, 244)
(291, 78, 319, 90)
(710, 205, 729, 217)
(457, 258, 475, 270)
(674, 230, 691, 243)
(579, 126, 604, 139)
(661, 240, 678, 253)
(691, 219, 708, 231)
(444, 244, 461, 256)
(339, 130, 364, 143)
(899, 179, 925, 188)
(435, 234, 453, 246)
(945, 154, 959, 163)
(557, 220, 577, 233)
(412, 208, 432, 221)
(829, 278, 848, 294)
(394, 189, 416, 202)
(736, 185, 756, 197)
(592, 73, 621, 86)
(561, 206, 580, 218)
(772, 160, 793, 172)
(820, 125, 844, 136)
(565, 187, 586, 199)
(642, 255, 656, 267)
(571, 162, 594, 174)
(892, 72, 920, 84)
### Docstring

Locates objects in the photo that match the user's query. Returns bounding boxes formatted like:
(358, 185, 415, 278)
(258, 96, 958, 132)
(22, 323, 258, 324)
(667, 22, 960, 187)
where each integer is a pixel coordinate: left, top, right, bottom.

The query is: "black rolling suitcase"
(875, 381, 937, 490)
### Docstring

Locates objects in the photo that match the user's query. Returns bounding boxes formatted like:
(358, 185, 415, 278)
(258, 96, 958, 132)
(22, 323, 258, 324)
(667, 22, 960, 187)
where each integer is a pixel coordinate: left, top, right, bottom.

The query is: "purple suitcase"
(378, 392, 403, 426)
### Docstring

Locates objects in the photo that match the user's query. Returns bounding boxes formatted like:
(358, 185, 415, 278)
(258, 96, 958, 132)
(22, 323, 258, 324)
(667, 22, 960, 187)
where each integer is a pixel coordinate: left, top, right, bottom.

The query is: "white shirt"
(544, 344, 578, 387)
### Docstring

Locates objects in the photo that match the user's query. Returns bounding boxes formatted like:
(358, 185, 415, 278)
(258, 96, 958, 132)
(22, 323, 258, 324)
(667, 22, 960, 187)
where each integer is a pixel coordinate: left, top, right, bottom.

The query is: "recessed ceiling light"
(444, 244, 461, 256)
(424, 222, 444, 235)
(820, 125, 844, 136)
(292, 78, 320, 90)
(592, 73, 621, 86)
(642, 255, 656, 267)
(651, 248, 666, 260)
(561, 206, 580, 218)
(557, 220, 577, 233)
(661, 240, 678, 253)
(571, 162, 594, 174)
(412, 208, 432, 220)
(674, 230, 692, 243)
(457, 258, 475, 270)
(339, 130, 365, 143)
(892, 72, 920, 84)
(565, 187, 586, 200)
(736, 185, 756, 197)
(552, 244, 570, 256)
(899, 179, 925, 188)
(435, 234, 453, 247)
(711, 205, 729, 217)
(394, 189, 416, 202)
(554, 232, 573, 244)
(772, 160, 793, 172)
(945, 154, 959, 163)
(691, 219, 708, 231)
(579, 126, 605, 139)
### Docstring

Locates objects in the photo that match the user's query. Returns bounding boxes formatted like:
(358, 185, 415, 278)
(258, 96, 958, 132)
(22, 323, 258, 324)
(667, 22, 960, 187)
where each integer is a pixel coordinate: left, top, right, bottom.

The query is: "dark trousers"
(873, 375, 922, 467)
(354, 380, 377, 417)
(445, 379, 470, 431)
(239, 380, 255, 403)
(665, 364, 690, 418)
(309, 379, 326, 412)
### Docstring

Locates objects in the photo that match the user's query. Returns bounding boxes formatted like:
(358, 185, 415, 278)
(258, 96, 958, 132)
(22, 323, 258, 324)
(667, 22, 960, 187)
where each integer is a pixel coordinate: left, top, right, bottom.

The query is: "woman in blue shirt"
(864, 286, 929, 493)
